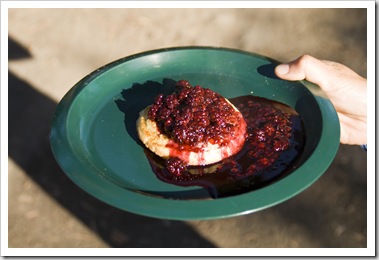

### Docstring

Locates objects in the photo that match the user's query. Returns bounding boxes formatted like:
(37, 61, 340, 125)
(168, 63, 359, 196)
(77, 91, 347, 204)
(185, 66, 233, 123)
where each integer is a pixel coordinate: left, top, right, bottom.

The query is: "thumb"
(275, 54, 330, 89)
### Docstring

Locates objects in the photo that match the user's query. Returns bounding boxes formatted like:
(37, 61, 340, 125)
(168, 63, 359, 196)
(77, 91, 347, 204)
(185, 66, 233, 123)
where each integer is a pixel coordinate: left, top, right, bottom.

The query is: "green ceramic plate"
(50, 47, 340, 220)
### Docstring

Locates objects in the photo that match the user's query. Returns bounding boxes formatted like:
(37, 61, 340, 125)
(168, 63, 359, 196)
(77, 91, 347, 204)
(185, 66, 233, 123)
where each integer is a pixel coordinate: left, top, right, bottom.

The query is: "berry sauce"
(144, 88, 305, 199)
(148, 80, 245, 150)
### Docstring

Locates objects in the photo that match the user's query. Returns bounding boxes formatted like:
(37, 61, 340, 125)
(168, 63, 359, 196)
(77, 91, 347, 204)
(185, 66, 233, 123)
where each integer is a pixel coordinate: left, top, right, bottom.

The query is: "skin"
(275, 54, 367, 145)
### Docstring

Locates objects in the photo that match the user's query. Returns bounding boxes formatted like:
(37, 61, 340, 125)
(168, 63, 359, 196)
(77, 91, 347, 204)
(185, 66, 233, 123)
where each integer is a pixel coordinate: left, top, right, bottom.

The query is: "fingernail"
(275, 64, 289, 75)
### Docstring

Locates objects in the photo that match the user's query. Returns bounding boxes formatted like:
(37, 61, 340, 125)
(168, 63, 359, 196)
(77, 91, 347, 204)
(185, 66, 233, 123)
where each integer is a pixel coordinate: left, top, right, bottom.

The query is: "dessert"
(144, 95, 306, 199)
(136, 80, 247, 166)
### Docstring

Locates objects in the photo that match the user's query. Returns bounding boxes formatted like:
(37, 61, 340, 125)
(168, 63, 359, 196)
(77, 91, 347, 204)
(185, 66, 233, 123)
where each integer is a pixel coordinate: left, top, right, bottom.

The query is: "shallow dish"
(50, 47, 340, 220)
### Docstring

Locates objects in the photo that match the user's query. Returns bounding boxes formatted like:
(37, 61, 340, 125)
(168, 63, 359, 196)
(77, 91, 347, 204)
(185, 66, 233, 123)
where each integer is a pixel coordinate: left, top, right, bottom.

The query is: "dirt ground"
(7, 7, 369, 253)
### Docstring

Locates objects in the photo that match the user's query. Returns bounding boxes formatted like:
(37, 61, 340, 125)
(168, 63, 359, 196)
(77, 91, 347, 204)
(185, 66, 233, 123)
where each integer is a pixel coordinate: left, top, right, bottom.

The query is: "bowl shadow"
(8, 37, 216, 247)
(114, 78, 177, 144)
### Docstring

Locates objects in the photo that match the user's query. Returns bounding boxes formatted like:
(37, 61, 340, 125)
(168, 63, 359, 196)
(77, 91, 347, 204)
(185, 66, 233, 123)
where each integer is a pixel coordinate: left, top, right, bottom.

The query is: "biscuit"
(136, 98, 247, 166)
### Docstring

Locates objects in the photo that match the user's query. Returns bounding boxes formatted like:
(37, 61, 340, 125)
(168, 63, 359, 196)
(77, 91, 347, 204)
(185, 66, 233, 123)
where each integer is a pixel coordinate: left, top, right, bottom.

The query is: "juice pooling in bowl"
(50, 47, 340, 220)
(145, 93, 305, 199)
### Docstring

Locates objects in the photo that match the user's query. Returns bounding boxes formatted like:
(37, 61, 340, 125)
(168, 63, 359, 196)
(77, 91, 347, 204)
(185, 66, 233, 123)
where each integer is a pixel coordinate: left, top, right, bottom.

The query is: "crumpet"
(136, 80, 247, 166)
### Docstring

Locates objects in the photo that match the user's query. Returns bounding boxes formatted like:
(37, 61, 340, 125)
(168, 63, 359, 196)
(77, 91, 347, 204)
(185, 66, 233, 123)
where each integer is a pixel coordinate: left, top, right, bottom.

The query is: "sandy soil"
(7, 7, 368, 251)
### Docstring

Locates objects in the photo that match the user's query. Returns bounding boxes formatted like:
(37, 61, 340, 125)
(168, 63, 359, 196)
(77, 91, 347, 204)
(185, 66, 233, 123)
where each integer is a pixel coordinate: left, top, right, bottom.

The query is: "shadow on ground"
(8, 36, 367, 248)
(8, 37, 215, 248)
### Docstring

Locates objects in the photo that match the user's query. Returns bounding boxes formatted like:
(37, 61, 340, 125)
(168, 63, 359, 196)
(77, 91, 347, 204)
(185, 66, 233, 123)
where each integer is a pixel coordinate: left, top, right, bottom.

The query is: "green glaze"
(50, 47, 340, 220)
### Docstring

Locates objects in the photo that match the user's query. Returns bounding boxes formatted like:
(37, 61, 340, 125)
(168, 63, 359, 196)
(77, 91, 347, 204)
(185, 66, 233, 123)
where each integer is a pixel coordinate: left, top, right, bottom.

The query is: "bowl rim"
(50, 46, 341, 220)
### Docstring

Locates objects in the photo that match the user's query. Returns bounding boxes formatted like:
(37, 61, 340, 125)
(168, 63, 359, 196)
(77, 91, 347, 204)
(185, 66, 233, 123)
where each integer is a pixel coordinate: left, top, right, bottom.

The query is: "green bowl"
(50, 47, 340, 220)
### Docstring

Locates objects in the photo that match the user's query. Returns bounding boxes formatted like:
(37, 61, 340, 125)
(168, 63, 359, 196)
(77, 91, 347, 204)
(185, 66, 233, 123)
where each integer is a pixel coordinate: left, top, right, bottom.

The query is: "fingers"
(275, 54, 329, 89)
(274, 54, 367, 145)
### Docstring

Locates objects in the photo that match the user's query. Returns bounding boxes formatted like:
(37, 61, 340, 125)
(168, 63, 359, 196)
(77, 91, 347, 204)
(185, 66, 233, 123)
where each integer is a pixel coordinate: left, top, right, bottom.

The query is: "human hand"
(275, 54, 367, 145)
